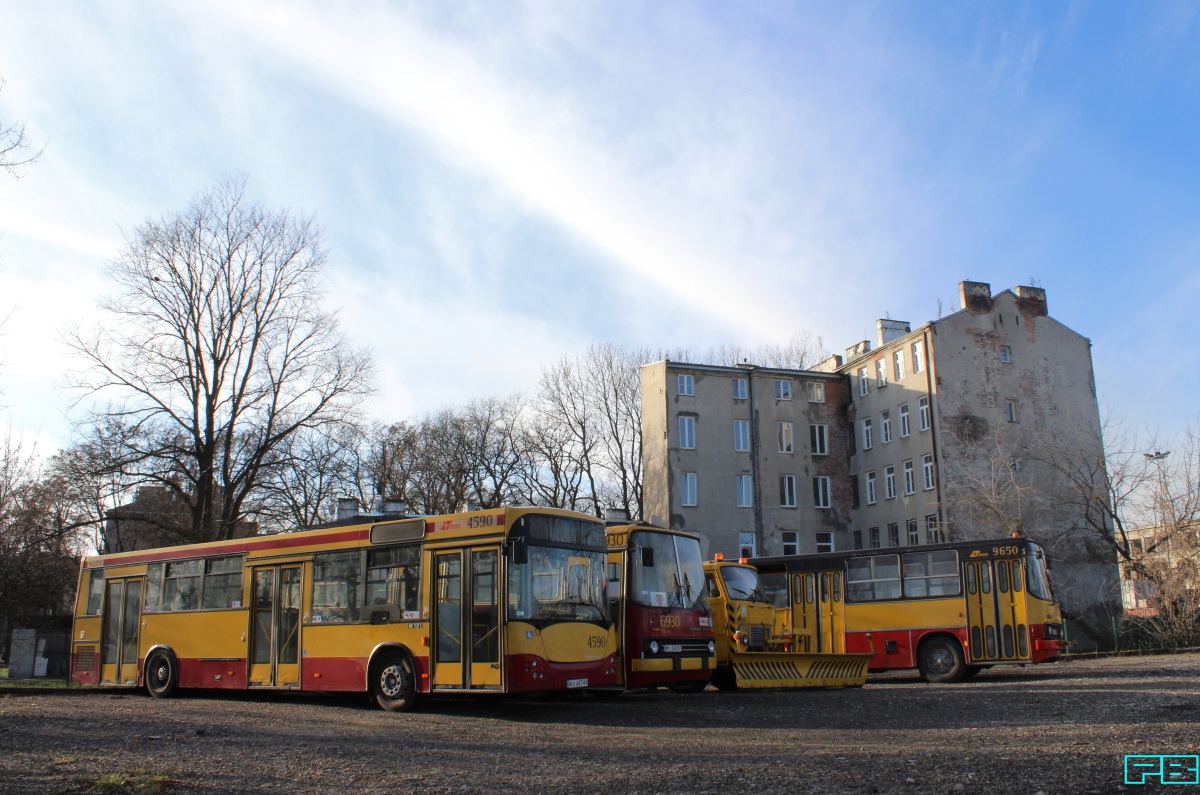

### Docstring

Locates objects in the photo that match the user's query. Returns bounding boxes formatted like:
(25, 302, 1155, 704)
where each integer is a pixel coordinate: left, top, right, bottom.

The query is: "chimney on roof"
(845, 340, 871, 361)
(876, 319, 911, 347)
(959, 281, 993, 314)
(1013, 284, 1048, 317)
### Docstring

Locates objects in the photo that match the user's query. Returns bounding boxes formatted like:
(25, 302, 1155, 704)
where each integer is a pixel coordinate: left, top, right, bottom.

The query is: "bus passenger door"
(790, 574, 815, 653)
(248, 565, 301, 688)
(469, 548, 501, 689)
(433, 547, 502, 690)
(818, 571, 846, 654)
(100, 578, 142, 685)
(964, 561, 999, 662)
(995, 558, 1030, 660)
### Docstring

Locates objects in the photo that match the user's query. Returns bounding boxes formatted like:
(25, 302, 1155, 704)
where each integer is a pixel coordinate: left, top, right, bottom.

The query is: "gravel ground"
(1, 654, 1198, 795)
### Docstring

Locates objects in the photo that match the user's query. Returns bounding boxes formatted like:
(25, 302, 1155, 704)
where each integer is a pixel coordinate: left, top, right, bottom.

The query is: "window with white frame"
(774, 379, 791, 400)
(853, 530, 863, 550)
(1005, 399, 1019, 423)
(862, 418, 873, 450)
(887, 523, 899, 547)
(893, 350, 905, 381)
(678, 416, 696, 449)
(736, 475, 754, 507)
(907, 519, 920, 545)
(782, 531, 799, 556)
(922, 454, 936, 490)
(732, 378, 748, 400)
(866, 472, 877, 504)
(812, 476, 831, 508)
(869, 527, 881, 549)
(739, 532, 756, 558)
(777, 422, 794, 453)
(780, 475, 797, 508)
(807, 382, 825, 403)
(925, 515, 940, 544)
(881, 411, 892, 444)
(815, 532, 833, 553)
(912, 341, 924, 373)
(918, 396, 930, 431)
(858, 368, 869, 396)
(678, 374, 694, 396)
(733, 420, 750, 452)
(999, 345, 1012, 363)
(680, 473, 697, 506)
(810, 424, 828, 456)
(875, 359, 887, 387)
(884, 466, 896, 499)
(899, 404, 910, 437)
(903, 460, 915, 495)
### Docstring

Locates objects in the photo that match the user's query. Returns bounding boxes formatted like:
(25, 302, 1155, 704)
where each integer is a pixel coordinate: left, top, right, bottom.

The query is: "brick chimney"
(876, 319, 911, 347)
(959, 281, 993, 314)
(1014, 285, 1048, 317)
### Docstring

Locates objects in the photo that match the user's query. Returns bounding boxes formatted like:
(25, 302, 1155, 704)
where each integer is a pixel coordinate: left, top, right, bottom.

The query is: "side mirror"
(511, 541, 527, 565)
(640, 547, 655, 567)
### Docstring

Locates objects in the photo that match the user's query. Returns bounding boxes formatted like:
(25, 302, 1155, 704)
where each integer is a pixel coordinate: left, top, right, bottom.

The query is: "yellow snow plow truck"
(704, 557, 873, 690)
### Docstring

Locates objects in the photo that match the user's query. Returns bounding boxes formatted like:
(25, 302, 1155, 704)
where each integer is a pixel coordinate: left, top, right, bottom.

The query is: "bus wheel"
(918, 638, 965, 683)
(372, 652, 420, 712)
(145, 651, 177, 698)
(667, 680, 708, 694)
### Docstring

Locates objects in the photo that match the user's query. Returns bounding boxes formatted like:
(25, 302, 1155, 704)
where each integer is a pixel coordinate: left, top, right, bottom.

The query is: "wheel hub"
(380, 664, 406, 698)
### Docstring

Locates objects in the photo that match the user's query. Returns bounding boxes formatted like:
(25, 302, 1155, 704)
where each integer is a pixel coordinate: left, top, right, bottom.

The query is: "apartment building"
(641, 362, 850, 559)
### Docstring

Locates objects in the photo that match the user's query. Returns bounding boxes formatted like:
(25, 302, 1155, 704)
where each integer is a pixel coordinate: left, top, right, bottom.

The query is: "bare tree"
(257, 422, 362, 531)
(0, 78, 42, 177)
(702, 330, 829, 370)
(63, 177, 373, 543)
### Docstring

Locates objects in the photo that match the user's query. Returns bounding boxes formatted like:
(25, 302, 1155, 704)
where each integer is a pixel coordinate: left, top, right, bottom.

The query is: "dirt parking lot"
(1, 653, 1198, 795)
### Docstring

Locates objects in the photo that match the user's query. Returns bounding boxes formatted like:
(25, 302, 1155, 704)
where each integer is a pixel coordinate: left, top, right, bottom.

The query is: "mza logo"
(1125, 755, 1200, 785)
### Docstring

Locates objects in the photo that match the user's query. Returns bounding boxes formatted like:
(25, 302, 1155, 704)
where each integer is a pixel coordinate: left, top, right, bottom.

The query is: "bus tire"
(371, 651, 420, 712)
(144, 650, 178, 698)
(918, 637, 965, 683)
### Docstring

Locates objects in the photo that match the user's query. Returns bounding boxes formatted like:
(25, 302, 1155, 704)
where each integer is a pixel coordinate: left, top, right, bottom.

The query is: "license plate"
(663, 644, 682, 653)
(566, 678, 589, 688)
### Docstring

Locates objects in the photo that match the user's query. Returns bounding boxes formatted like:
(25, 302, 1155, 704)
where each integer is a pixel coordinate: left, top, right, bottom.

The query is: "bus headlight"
(1044, 623, 1062, 639)
(707, 640, 716, 655)
(649, 641, 659, 654)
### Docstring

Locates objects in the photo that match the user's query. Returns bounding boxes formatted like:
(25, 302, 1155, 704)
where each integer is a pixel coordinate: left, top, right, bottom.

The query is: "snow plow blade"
(728, 652, 873, 690)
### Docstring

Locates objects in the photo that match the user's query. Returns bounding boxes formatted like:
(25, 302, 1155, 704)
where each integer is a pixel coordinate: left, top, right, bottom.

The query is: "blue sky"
(0, 1, 1197, 452)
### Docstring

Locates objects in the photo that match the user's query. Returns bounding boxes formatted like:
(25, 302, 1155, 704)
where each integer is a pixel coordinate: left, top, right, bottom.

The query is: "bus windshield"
(1025, 544, 1055, 601)
(507, 545, 608, 624)
(628, 531, 706, 610)
(719, 565, 770, 603)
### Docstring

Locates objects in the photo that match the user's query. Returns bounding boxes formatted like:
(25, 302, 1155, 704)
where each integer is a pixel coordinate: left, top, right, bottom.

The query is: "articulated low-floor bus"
(605, 524, 715, 692)
(71, 506, 619, 710)
(750, 536, 1066, 683)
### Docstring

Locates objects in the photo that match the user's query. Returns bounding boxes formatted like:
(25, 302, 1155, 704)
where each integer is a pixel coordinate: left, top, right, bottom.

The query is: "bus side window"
(1012, 560, 1023, 592)
(833, 572, 842, 602)
(792, 574, 803, 605)
(997, 561, 1009, 593)
(966, 564, 977, 595)
(980, 564, 992, 594)
(805, 574, 815, 605)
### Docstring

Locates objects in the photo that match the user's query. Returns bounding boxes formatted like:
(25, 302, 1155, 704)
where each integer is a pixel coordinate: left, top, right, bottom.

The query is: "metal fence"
(7, 629, 71, 679)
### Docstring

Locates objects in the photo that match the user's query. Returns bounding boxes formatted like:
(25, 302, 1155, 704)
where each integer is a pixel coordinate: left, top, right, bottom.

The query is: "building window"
(733, 420, 750, 452)
(887, 523, 899, 547)
(912, 341, 924, 373)
(780, 475, 797, 508)
(774, 380, 792, 400)
(881, 411, 892, 444)
(866, 472, 877, 505)
(925, 515, 941, 544)
(680, 473, 697, 506)
(678, 416, 696, 449)
(869, 527, 881, 549)
(777, 422, 794, 453)
(999, 346, 1012, 363)
(810, 424, 828, 456)
(907, 519, 920, 546)
(858, 368, 869, 396)
(678, 374, 694, 396)
(875, 359, 887, 387)
(782, 531, 799, 556)
(853, 530, 863, 550)
(807, 382, 825, 403)
(884, 466, 896, 500)
(813, 476, 831, 509)
(815, 532, 833, 553)
(903, 460, 915, 495)
(1005, 399, 1019, 423)
(736, 475, 754, 508)
(732, 378, 747, 400)
(918, 396, 930, 431)
(922, 455, 936, 490)
(893, 350, 905, 381)
(739, 532, 756, 558)
(899, 404, 910, 437)
(862, 418, 873, 450)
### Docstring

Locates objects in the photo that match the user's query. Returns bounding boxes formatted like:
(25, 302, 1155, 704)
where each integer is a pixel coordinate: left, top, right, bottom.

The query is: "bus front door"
(817, 571, 846, 654)
(433, 547, 501, 690)
(964, 560, 1002, 663)
(248, 565, 301, 688)
(100, 577, 142, 685)
(790, 574, 815, 653)
(995, 558, 1030, 660)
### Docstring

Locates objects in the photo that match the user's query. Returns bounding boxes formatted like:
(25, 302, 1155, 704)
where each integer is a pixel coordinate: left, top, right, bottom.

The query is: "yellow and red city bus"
(71, 506, 619, 710)
(605, 524, 715, 692)
(751, 536, 1065, 682)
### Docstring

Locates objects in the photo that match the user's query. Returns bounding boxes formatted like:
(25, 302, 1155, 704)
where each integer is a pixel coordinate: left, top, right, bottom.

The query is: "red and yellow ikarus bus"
(71, 506, 619, 710)
(752, 536, 1065, 683)
(605, 524, 715, 692)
